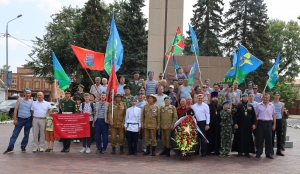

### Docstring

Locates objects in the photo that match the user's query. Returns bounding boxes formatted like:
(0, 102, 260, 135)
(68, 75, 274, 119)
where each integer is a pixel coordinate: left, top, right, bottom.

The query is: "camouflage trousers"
(219, 125, 232, 155)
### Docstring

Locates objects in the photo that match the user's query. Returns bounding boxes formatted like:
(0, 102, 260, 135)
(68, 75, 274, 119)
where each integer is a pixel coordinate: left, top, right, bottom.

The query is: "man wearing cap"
(117, 76, 126, 95)
(192, 94, 210, 157)
(271, 91, 285, 156)
(212, 82, 225, 104)
(219, 100, 233, 157)
(122, 85, 133, 108)
(245, 81, 254, 94)
(159, 96, 178, 157)
(176, 98, 190, 119)
(144, 70, 158, 95)
(129, 70, 143, 96)
(4, 88, 33, 154)
(59, 90, 76, 152)
(178, 78, 193, 100)
(172, 79, 179, 93)
(90, 77, 101, 101)
(141, 94, 160, 156)
(204, 79, 213, 93)
(253, 85, 262, 103)
(255, 93, 276, 159)
(74, 84, 85, 101)
(108, 93, 127, 154)
(124, 97, 141, 156)
(207, 91, 223, 155)
(232, 93, 256, 157)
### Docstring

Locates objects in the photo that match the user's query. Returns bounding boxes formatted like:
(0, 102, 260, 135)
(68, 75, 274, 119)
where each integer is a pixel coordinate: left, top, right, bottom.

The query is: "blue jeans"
(95, 119, 109, 151)
(8, 117, 32, 149)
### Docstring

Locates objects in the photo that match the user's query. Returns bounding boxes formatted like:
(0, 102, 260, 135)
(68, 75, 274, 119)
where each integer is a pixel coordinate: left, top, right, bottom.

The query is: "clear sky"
(0, 0, 299, 73)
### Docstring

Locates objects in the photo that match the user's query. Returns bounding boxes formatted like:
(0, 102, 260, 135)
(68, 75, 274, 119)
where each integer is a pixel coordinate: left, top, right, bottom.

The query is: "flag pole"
(262, 77, 270, 94)
(162, 53, 172, 80)
(192, 44, 202, 80)
(84, 69, 101, 96)
(111, 89, 114, 119)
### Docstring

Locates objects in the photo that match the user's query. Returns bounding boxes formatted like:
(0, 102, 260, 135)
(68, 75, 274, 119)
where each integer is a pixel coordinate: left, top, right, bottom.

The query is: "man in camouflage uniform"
(73, 84, 85, 101)
(128, 71, 143, 96)
(59, 90, 76, 152)
(159, 96, 178, 157)
(122, 85, 133, 108)
(141, 94, 160, 156)
(219, 100, 233, 157)
(108, 93, 127, 155)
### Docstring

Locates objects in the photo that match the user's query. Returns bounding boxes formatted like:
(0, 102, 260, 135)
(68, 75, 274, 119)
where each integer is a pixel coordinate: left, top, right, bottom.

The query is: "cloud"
(35, 0, 63, 14)
(0, 0, 9, 4)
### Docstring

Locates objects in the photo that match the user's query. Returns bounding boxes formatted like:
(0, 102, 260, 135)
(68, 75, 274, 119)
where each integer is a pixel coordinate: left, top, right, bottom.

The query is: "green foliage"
(0, 113, 11, 121)
(267, 19, 300, 82)
(184, 0, 224, 56)
(223, 0, 272, 88)
(268, 82, 297, 107)
(117, 0, 148, 80)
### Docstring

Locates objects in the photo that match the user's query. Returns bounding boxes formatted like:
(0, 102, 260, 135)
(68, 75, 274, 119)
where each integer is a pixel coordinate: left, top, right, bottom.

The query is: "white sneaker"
(73, 140, 77, 143)
(86, 148, 91, 153)
(77, 140, 81, 143)
(39, 147, 44, 152)
(32, 147, 38, 152)
(80, 147, 86, 153)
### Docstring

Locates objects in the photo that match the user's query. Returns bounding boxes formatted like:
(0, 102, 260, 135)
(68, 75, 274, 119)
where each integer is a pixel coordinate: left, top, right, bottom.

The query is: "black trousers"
(272, 119, 283, 151)
(62, 139, 71, 149)
(126, 131, 139, 153)
(195, 121, 207, 155)
(256, 120, 272, 155)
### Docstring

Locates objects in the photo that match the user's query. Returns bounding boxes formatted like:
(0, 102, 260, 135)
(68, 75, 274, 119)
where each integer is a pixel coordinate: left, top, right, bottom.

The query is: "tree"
(223, 0, 272, 87)
(184, 0, 224, 56)
(0, 65, 10, 79)
(267, 19, 300, 82)
(269, 82, 298, 107)
(117, 0, 148, 79)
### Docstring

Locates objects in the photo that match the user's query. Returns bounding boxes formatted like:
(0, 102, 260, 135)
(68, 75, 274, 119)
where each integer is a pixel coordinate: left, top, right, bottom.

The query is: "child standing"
(219, 100, 233, 157)
(177, 67, 187, 79)
(79, 93, 95, 153)
(202, 85, 210, 104)
(45, 112, 54, 152)
(168, 85, 177, 107)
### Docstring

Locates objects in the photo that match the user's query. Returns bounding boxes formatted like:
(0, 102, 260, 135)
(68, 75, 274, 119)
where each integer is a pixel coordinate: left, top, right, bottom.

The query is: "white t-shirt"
(31, 100, 51, 118)
(79, 102, 95, 121)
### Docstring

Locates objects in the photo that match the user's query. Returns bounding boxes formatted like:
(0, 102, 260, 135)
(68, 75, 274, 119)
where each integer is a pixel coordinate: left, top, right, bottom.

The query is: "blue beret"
(273, 91, 280, 95)
(222, 100, 230, 105)
(132, 70, 140, 75)
(213, 82, 219, 87)
(123, 85, 131, 90)
(194, 85, 200, 91)
(164, 96, 171, 100)
(242, 93, 248, 97)
(147, 70, 154, 75)
(248, 81, 254, 85)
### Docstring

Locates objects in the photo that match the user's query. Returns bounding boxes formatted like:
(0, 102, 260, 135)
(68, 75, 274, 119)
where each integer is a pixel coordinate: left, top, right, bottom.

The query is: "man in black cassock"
(232, 93, 257, 157)
(207, 92, 223, 155)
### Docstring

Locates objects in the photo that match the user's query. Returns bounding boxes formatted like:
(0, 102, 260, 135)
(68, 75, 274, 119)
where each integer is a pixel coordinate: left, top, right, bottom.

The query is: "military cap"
(211, 92, 219, 98)
(242, 93, 248, 97)
(222, 100, 230, 105)
(147, 70, 154, 75)
(132, 70, 140, 75)
(185, 109, 195, 116)
(194, 85, 200, 91)
(24, 88, 31, 92)
(138, 86, 145, 91)
(213, 82, 219, 87)
(202, 85, 208, 88)
(204, 79, 210, 82)
(78, 84, 84, 88)
(137, 92, 144, 96)
(130, 96, 137, 102)
(273, 91, 281, 95)
(248, 81, 254, 85)
(64, 90, 71, 94)
(173, 79, 178, 82)
(164, 96, 171, 100)
(123, 84, 131, 90)
(146, 94, 157, 102)
(114, 93, 123, 98)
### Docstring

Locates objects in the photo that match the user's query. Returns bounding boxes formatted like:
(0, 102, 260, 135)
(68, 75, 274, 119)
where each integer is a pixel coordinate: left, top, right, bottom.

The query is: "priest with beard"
(206, 92, 223, 155)
(232, 93, 257, 157)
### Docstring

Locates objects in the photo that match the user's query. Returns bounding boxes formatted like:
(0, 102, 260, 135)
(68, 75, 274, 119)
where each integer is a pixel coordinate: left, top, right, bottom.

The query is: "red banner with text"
(53, 113, 90, 138)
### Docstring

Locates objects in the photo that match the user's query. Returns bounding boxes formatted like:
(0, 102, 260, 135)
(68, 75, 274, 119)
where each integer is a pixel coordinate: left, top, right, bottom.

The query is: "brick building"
(6, 65, 63, 102)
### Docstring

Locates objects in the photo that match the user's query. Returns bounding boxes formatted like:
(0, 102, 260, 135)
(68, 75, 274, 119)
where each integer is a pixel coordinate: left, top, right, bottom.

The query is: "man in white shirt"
(99, 78, 108, 94)
(31, 92, 52, 152)
(154, 86, 167, 107)
(191, 94, 210, 157)
(124, 97, 141, 156)
(90, 77, 101, 101)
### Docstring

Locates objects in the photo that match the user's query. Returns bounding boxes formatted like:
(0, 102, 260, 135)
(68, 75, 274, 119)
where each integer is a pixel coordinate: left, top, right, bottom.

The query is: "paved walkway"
(0, 123, 299, 174)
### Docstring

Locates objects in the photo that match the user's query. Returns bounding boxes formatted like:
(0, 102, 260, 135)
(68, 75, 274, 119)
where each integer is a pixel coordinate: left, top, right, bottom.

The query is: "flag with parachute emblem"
(267, 52, 280, 89)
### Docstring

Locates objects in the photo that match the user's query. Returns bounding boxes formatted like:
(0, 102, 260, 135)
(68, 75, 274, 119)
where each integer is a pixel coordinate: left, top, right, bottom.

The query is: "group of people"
(3, 70, 289, 159)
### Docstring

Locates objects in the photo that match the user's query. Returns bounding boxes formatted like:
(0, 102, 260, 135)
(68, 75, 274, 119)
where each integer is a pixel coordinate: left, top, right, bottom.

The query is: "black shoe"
(64, 148, 70, 153)
(201, 154, 206, 157)
(143, 146, 150, 156)
(45, 148, 50, 152)
(61, 148, 66, 153)
(166, 148, 170, 157)
(134, 152, 138, 156)
(237, 153, 242, 157)
(244, 153, 251, 158)
(255, 154, 261, 158)
(151, 146, 156, 156)
(281, 147, 285, 151)
(127, 153, 132, 155)
(120, 146, 124, 155)
(225, 154, 230, 157)
(101, 150, 106, 154)
(159, 147, 167, 156)
(276, 151, 285, 156)
(3, 147, 13, 154)
(111, 147, 116, 154)
(266, 154, 274, 159)
(194, 152, 199, 155)
(95, 150, 101, 154)
(21, 146, 26, 153)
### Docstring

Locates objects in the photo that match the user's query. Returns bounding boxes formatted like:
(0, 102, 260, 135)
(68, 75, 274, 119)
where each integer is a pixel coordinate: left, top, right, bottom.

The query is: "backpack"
(81, 102, 94, 113)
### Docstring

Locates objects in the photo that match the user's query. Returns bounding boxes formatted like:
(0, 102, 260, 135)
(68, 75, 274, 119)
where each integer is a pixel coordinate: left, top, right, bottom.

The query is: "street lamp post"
(5, 14, 22, 100)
